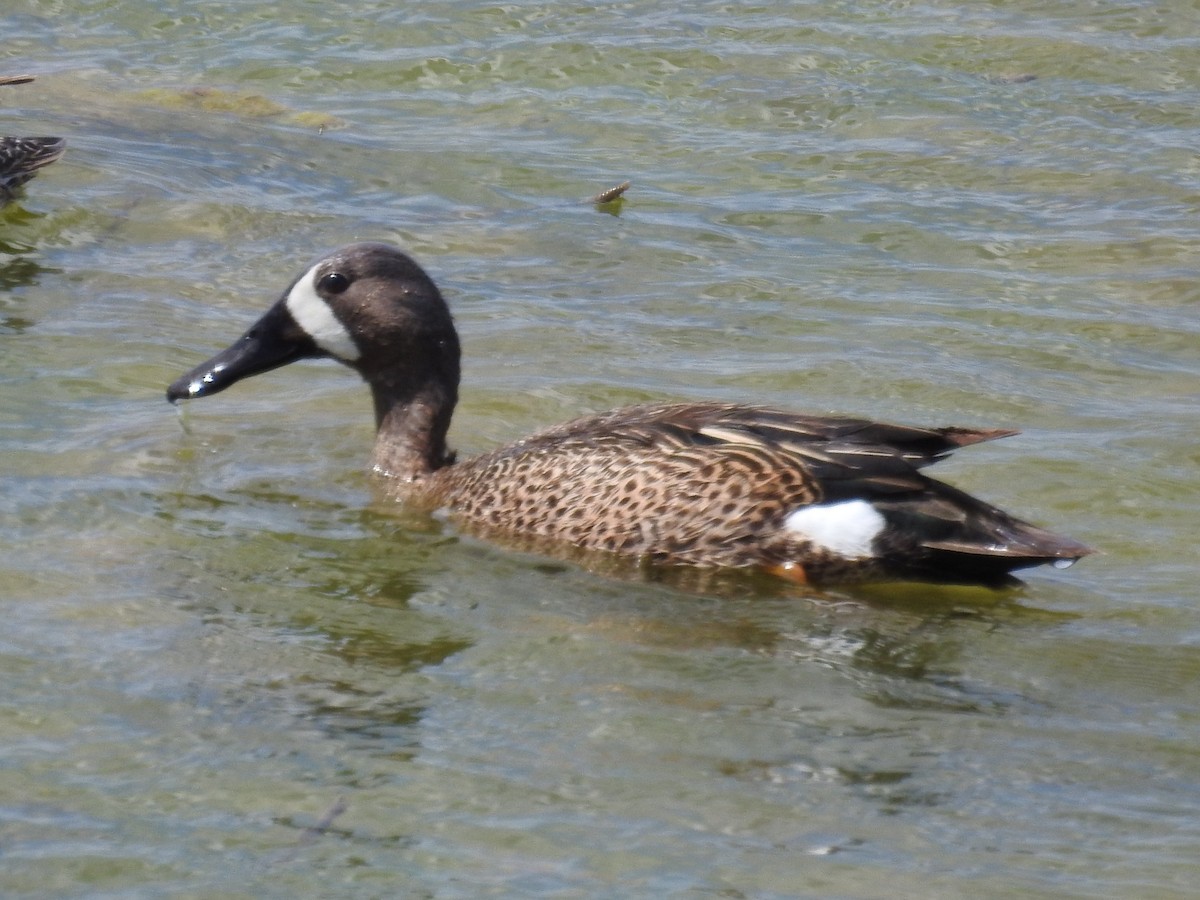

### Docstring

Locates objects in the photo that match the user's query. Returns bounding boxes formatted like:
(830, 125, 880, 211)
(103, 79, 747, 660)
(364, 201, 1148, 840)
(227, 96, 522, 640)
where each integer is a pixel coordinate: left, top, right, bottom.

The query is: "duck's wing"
(0, 136, 66, 198)
(529, 401, 1013, 483)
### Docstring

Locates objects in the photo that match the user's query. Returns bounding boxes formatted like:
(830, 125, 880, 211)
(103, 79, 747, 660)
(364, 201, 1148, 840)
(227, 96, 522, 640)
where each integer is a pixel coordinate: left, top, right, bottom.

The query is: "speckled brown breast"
(398, 402, 912, 580)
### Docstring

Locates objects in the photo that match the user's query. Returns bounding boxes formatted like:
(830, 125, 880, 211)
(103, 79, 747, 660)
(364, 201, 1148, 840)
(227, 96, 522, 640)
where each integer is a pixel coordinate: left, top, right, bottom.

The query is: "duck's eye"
(318, 272, 350, 294)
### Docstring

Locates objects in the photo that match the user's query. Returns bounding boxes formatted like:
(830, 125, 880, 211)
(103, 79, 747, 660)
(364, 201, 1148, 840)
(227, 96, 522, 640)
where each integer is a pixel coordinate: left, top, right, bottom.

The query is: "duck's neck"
(369, 379, 458, 483)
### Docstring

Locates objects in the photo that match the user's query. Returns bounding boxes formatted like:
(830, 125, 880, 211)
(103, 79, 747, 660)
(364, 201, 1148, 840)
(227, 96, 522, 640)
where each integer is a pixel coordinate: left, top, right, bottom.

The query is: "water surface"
(2, 1, 1199, 896)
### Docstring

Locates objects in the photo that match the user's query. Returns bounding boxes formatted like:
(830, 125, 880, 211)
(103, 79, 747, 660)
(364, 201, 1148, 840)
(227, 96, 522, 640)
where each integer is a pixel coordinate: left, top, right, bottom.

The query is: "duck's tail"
(874, 479, 1093, 586)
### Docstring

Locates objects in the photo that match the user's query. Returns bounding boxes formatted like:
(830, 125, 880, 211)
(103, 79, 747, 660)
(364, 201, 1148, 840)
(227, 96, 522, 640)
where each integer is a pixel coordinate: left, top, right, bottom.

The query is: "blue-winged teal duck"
(167, 242, 1092, 586)
(0, 136, 65, 205)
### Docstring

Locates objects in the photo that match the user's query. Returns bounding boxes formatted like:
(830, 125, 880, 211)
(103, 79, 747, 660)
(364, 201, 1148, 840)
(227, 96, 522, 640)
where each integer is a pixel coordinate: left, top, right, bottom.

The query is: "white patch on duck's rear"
(284, 263, 361, 362)
(784, 500, 886, 558)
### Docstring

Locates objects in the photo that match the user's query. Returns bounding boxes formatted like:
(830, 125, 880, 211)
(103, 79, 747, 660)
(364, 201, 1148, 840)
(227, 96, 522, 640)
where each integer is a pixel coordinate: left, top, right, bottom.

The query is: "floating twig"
(296, 796, 348, 847)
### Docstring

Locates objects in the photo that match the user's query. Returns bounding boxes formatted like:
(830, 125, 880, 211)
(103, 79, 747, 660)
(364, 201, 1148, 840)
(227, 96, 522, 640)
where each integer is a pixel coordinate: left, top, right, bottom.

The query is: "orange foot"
(766, 561, 808, 585)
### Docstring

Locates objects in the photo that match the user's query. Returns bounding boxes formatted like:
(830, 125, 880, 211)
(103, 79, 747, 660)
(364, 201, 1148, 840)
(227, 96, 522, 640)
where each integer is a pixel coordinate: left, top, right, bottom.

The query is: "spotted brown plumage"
(167, 242, 1093, 586)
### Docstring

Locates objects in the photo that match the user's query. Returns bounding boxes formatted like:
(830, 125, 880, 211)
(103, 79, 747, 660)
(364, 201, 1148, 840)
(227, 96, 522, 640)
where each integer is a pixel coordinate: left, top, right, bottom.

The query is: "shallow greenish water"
(2, 1, 1199, 896)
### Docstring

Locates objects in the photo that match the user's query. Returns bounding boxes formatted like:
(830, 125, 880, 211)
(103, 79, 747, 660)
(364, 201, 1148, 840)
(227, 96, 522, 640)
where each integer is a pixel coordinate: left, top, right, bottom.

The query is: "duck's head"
(166, 242, 461, 404)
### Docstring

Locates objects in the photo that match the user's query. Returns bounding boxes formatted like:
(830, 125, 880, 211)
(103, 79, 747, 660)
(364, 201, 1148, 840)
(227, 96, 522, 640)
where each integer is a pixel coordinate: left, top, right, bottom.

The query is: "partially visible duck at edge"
(0, 136, 65, 205)
(166, 242, 1092, 587)
(1, 75, 65, 206)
